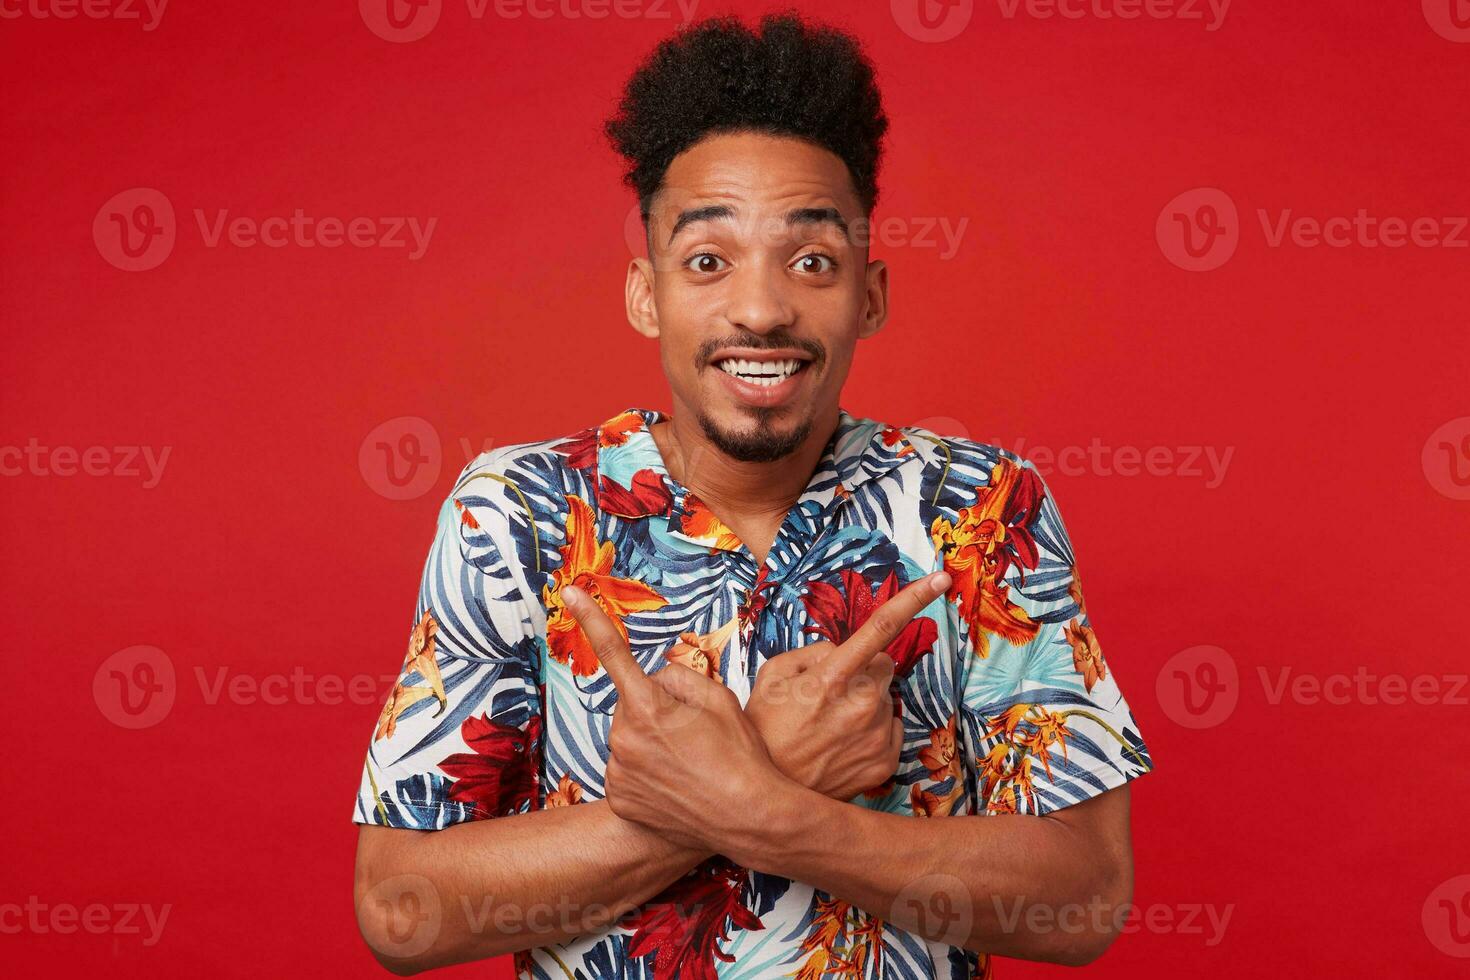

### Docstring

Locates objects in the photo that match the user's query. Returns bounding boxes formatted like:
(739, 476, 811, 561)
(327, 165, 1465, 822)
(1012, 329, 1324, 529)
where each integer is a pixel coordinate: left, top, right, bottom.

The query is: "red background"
(2, 0, 1468, 976)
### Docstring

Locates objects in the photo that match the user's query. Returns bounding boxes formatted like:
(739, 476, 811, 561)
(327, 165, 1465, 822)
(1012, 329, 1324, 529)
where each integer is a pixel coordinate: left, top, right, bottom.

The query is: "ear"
(625, 255, 659, 340)
(857, 258, 889, 340)
(623, 257, 658, 340)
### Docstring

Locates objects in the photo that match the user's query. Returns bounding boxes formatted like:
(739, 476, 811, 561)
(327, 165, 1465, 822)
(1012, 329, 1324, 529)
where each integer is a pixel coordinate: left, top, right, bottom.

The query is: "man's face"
(626, 131, 887, 463)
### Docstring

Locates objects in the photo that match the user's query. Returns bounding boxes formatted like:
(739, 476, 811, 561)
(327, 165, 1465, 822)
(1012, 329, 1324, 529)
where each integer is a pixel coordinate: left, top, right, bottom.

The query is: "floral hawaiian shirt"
(353, 405, 1154, 980)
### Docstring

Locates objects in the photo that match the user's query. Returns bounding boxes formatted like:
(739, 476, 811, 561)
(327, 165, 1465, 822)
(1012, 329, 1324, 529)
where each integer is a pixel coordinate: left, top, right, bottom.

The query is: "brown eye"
(687, 253, 727, 273)
(794, 253, 835, 274)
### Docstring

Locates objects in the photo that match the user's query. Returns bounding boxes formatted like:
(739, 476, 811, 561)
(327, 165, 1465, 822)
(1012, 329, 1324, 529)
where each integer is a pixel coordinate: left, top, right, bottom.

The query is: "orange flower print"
(912, 714, 965, 816)
(984, 703, 1033, 742)
(985, 703, 1072, 775)
(918, 714, 962, 782)
(930, 458, 1044, 658)
(1016, 707, 1073, 781)
(794, 895, 884, 979)
(680, 492, 743, 552)
(599, 409, 644, 448)
(978, 743, 1035, 813)
(664, 615, 739, 680)
(543, 493, 668, 677)
(452, 497, 481, 529)
(986, 785, 1020, 816)
(910, 784, 948, 818)
(375, 610, 447, 741)
(1066, 618, 1107, 693)
(545, 774, 584, 808)
(1067, 564, 1086, 615)
(880, 425, 915, 457)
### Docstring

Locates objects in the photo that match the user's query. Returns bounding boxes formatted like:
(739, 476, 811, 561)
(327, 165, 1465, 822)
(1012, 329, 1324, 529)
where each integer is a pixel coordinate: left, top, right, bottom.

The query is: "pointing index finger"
(561, 585, 651, 701)
(824, 571, 953, 679)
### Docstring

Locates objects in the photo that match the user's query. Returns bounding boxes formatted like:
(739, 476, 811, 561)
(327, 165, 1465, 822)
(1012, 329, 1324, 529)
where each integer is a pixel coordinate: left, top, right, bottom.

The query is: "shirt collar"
(592, 405, 923, 522)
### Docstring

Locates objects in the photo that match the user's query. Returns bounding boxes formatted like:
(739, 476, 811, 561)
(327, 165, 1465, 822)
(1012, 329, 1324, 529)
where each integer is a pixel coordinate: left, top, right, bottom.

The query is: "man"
(352, 12, 1152, 979)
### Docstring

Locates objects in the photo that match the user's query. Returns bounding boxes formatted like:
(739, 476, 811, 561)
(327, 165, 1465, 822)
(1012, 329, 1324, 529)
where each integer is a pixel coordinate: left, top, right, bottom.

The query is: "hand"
(745, 571, 953, 800)
(559, 584, 783, 853)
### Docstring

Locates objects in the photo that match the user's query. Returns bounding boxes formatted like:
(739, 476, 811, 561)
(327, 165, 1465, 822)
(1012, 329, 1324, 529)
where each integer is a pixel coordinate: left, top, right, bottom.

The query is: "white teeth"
(716, 357, 802, 384)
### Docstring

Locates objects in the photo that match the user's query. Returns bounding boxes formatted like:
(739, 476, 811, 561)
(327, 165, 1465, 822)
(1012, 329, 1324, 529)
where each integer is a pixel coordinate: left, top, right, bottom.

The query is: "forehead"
(655, 131, 861, 216)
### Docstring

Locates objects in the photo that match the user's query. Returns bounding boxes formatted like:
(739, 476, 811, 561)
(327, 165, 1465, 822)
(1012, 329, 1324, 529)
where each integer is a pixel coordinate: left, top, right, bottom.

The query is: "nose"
(722, 256, 794, 336)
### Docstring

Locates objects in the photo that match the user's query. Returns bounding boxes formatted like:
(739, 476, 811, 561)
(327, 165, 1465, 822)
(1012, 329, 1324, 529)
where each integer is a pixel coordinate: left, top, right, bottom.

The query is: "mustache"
(697, 336, 825, 363)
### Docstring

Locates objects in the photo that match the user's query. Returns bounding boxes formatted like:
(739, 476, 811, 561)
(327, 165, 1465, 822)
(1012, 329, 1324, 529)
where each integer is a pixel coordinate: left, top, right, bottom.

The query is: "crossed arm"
(354, 572, 1134, 974)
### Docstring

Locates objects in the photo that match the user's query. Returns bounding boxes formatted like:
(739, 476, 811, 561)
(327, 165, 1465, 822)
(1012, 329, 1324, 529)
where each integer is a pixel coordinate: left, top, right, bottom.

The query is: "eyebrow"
(666, 205, 850, 246)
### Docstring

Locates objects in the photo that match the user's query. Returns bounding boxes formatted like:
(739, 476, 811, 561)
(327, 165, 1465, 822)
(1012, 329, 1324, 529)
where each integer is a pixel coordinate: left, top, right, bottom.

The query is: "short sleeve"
(951, 455, 1154, 817)
(352, 456, 545, 830)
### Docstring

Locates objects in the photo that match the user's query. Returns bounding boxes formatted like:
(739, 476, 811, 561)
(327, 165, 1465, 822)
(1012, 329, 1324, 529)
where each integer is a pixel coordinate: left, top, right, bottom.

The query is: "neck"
(650, 403, 839, 521)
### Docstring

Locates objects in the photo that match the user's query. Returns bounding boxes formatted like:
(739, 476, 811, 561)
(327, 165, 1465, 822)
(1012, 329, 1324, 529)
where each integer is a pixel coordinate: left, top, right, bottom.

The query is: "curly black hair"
(603, 10, 889, 223)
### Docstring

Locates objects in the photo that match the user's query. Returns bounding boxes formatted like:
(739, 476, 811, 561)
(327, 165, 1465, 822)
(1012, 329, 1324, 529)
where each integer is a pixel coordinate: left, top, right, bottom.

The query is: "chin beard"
(696, 408, 812, 464)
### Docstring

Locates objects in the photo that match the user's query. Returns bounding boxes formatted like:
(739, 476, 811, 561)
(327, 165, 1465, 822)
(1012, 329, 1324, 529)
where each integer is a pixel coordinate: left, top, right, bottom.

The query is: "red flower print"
(623, 858, 763, 980)
(599, 467, 673, 518)
(438, 712, 541, 818)
(802, 568, 938, 677)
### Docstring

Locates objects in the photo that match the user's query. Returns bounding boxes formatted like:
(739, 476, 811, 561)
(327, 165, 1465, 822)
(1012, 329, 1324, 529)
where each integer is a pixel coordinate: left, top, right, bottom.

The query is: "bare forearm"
(355, 801, 709, 974)
(718, 782, 1129, 965)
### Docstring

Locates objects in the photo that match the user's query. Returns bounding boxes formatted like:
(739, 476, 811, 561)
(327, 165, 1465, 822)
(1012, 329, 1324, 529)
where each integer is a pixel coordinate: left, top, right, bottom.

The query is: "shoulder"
(883, 420, 1044, 491)
(435, 422, 598, 597)
(448, 424, 591, 519)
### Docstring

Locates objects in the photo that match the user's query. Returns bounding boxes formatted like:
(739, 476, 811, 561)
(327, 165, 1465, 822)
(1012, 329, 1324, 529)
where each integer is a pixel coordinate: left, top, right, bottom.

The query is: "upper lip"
(709, 347, 814, 365)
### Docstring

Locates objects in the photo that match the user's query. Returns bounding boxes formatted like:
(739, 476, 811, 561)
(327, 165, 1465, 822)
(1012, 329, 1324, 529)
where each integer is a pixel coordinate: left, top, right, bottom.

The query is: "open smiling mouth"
(712, 357, 811, 387)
